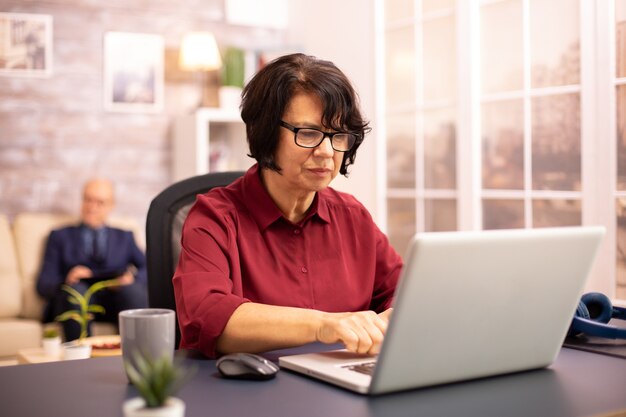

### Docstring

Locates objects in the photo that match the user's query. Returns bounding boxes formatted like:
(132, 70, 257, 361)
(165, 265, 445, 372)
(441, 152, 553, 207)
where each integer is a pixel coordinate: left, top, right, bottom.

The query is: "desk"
(1, 347, 625, 417)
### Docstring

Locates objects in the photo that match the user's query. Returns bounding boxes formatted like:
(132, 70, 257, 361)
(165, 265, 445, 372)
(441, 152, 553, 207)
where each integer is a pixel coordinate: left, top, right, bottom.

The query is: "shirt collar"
(241, 164, 331, 231)
(79, 223, 107, 232)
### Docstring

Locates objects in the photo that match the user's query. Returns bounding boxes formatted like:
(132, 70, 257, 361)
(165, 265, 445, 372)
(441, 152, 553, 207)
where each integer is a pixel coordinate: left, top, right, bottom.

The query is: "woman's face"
(273, 91, 344, 195)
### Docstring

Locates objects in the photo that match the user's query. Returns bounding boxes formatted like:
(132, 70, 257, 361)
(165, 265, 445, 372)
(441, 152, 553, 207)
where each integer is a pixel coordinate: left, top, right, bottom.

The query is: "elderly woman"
(173, 53, 403, 358)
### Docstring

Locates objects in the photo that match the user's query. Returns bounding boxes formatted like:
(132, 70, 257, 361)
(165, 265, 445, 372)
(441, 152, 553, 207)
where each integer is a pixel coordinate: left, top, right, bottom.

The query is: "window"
(480, 0, 582, 230)
(381, 0, 626, 300)
(385, 0, 458, 257)
(616, 0, 626, 298)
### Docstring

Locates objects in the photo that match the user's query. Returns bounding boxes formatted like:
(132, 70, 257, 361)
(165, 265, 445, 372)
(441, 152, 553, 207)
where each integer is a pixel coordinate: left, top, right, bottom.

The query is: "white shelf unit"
(172, 108, 252, 181)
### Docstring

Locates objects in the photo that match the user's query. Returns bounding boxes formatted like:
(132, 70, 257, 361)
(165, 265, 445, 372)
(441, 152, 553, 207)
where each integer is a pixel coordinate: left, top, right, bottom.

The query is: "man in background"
(36, 178, 148, 341)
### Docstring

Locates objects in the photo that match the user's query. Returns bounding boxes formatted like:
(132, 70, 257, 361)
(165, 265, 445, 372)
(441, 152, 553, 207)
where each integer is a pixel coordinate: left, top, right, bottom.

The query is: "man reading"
(36, 178, 148, 341)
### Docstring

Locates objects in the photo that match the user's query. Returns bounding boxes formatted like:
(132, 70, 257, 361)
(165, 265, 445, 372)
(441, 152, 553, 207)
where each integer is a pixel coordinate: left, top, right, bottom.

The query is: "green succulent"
(43, 327, 59, 339)
(124, 353, 195, 408)
(54, 279, 120, 341)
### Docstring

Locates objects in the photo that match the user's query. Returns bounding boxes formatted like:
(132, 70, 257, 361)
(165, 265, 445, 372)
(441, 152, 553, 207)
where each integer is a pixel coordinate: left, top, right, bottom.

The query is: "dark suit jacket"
(36, 225, 147, 302)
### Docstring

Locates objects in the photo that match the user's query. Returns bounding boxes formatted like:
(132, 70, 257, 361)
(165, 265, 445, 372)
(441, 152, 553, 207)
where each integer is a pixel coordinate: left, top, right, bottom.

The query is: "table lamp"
(179, 31, 222, 107)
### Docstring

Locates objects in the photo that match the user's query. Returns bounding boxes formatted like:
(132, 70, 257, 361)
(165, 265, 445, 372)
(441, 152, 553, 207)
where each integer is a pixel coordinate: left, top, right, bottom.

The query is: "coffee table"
(17, 335, 121, 364)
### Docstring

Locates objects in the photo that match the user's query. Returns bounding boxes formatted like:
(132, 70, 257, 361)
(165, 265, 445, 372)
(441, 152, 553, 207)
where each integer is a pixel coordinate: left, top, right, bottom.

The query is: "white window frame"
(378, 0, 624, 302)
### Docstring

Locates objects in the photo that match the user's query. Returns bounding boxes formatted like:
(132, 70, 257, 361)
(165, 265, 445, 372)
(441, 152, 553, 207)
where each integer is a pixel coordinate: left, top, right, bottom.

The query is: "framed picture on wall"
(103, 32, 164, 113)
(0, 13, 53, 77)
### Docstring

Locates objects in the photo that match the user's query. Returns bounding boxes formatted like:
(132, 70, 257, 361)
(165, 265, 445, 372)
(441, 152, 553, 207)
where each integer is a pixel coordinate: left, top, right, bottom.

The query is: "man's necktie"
(91, 228, 105, 263)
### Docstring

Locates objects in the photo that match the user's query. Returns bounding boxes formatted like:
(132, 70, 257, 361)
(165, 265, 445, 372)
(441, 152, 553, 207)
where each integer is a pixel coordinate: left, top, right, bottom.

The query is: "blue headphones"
(568, 292, 626, 339)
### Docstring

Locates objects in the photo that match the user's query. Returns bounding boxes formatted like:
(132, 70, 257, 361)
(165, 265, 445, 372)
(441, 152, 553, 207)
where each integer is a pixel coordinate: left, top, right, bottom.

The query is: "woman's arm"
(217, 302, 392, 355)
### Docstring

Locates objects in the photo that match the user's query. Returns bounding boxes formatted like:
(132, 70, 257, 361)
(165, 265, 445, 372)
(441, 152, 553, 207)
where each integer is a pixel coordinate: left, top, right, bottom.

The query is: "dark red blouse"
(173, 165, 403, 357)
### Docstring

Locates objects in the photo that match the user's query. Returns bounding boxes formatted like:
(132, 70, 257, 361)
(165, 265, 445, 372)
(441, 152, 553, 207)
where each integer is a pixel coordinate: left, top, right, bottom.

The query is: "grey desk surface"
(2, 346, 626, 417)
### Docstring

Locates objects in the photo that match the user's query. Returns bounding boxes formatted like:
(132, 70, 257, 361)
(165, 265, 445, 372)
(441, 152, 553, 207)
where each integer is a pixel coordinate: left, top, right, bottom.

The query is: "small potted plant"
(123, 353, 194, 417)
(55, 279, 119, 360)
(42, 327, 62, 357)
(219, 46, 245, 110)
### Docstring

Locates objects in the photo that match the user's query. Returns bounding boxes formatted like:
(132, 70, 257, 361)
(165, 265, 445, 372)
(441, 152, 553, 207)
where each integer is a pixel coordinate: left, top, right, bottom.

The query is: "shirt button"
(301, 266, 308, 273)
(293, 229, 301, 235)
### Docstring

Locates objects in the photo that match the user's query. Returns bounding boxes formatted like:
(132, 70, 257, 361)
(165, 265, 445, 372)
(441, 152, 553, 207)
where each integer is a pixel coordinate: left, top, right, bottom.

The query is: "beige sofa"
(0, 214, 41, 359)
(0, 213, 143, 360)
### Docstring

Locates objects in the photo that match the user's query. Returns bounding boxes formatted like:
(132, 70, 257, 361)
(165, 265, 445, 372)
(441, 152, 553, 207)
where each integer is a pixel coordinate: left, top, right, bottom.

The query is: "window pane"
(423, 15, 456, 102)
(424, 107, 456, 189)
(481, 0, 523, 93)
(386, 26, 416, 107)
(422, 0, 455, 13)
(617, 198, 626, 299)
(618, 85, 626, 190)
(386, 0, 414, 23)
(617, 0, 626, 78)
(388, 198, 416, 258)
(532, 93, 581, 191)
(530, 0, 580, 88)
(482, 99, 524, 189)
(532, 199, 581, 228)
(483, 199, 524, 230)
(425, 198, 457, 231)
(387, 112, 416, 188)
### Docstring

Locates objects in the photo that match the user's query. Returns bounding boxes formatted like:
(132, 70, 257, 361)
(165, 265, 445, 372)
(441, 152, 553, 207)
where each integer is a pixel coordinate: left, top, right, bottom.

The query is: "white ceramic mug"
(119, 308, 176, 378)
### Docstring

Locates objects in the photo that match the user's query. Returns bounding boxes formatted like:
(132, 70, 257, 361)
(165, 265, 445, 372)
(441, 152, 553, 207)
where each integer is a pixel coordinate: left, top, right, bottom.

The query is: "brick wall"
(0, 0, 286, 234)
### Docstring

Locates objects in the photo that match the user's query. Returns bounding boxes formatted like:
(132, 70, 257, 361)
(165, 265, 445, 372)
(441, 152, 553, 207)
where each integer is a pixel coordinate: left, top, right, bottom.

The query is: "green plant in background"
(55, 279, 120, 341)
(125, 353, 195, 408)
(221, 47, 245, 88)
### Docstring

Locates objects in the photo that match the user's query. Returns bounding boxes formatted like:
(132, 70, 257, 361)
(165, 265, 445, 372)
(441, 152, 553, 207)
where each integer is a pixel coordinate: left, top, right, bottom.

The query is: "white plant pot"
(218, 85, 242, 110)
(62, 341, 92, 360)
(123, 397, 185, 417)
(42, 336, 62, 357)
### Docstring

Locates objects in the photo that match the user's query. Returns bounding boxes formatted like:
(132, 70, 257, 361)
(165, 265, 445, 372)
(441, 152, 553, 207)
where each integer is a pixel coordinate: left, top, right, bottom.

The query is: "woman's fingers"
(317, 310, 388, 355)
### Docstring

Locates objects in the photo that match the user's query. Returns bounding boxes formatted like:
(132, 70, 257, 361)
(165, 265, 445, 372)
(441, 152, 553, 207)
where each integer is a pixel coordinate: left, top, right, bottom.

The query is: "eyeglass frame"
(279, 120, 359, 152)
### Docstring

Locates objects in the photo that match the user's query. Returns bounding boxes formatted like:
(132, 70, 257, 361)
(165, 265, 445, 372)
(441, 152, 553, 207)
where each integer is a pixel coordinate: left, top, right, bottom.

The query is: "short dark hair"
(240, 53, 370, 176)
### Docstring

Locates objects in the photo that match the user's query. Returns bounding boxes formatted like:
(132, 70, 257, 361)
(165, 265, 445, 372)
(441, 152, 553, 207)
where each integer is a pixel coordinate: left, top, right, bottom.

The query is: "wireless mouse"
(216, 353, 279, 380)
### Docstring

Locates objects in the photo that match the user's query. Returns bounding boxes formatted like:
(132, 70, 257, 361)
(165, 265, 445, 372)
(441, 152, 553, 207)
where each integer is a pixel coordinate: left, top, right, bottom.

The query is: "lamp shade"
(179, 32, 222, 71)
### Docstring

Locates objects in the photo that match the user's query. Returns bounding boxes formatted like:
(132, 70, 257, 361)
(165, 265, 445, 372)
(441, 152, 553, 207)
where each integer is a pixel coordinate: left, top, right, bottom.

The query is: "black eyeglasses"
(279, 121, 358, 152)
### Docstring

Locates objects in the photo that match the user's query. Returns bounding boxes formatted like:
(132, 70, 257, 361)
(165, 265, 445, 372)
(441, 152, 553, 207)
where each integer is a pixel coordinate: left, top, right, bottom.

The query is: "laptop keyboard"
(343, 361, 376, 376)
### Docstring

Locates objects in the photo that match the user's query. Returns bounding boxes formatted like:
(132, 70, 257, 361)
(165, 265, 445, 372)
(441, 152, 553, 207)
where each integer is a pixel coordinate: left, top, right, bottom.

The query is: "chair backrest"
(146, 171, 245, 347)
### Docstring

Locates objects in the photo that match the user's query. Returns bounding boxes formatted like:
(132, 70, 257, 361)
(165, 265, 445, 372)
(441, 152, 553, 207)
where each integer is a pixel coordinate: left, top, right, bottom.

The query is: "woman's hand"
(315, 308, 393, 355)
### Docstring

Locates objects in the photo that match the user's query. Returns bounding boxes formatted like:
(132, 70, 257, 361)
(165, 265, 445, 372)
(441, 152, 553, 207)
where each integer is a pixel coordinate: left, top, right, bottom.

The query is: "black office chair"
(145, 171, 245, 347)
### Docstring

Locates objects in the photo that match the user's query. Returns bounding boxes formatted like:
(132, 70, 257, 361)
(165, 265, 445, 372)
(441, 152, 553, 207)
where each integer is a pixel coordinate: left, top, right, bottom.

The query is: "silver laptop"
(279, 226, 605, 395)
